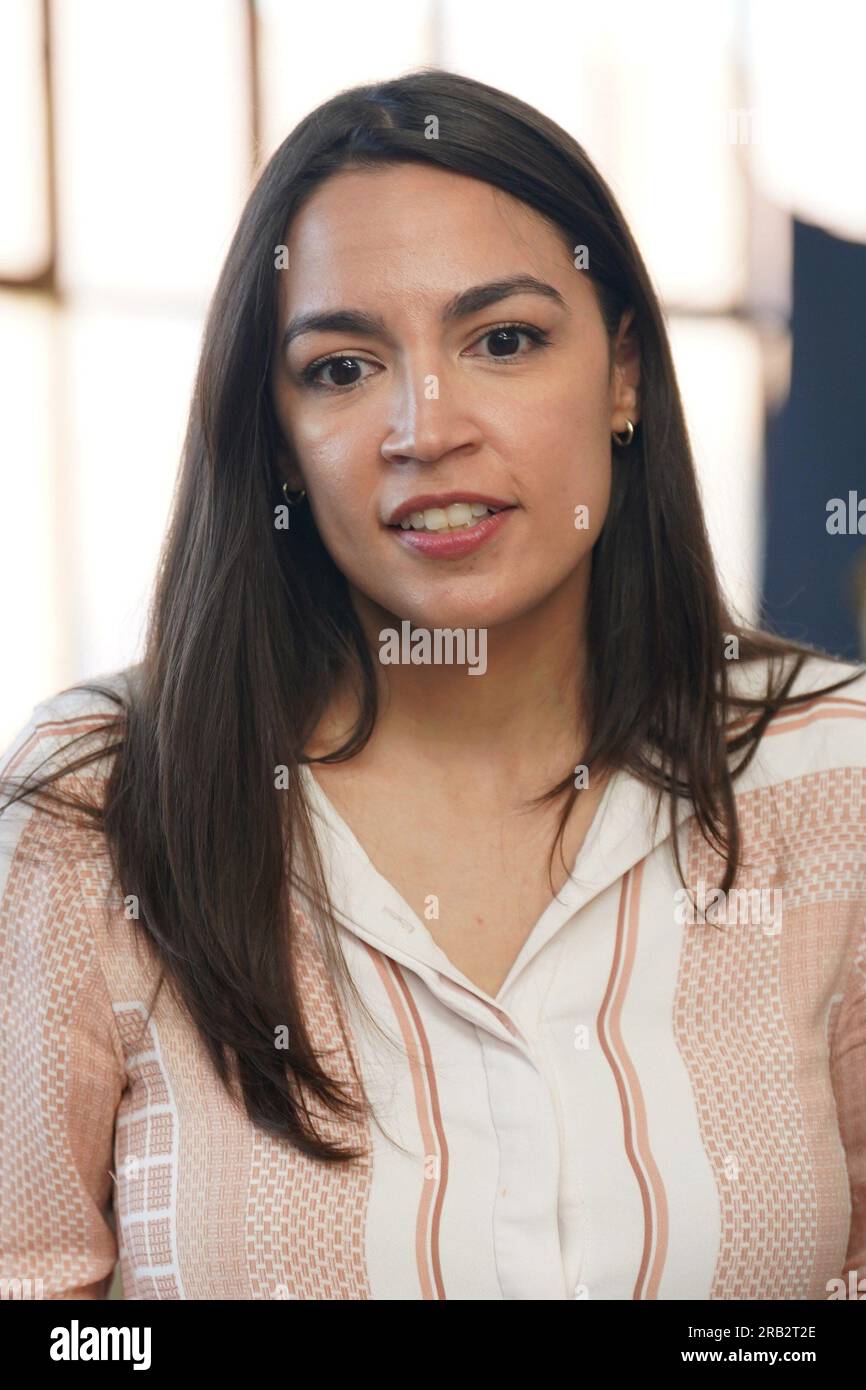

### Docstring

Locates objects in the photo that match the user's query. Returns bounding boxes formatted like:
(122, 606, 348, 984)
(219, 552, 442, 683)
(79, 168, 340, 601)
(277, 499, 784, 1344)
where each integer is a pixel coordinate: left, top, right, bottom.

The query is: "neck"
(315, 559, 592, 797)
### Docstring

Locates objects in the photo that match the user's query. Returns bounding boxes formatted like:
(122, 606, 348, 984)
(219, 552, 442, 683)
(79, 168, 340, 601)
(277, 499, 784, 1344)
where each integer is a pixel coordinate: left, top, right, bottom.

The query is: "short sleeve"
(0, 713, 127, 1299)
(830, 929, 866, 1285)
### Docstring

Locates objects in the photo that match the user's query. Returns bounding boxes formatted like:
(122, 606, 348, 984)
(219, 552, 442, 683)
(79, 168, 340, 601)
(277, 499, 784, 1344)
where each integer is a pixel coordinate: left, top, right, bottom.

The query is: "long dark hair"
(2, 68, 862, 1162)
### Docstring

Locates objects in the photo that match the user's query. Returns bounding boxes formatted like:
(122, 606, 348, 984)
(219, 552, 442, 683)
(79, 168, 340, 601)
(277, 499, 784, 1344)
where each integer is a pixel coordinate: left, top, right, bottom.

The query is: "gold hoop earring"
(282, 480, 307, 506)
(612, 419, 635, 447)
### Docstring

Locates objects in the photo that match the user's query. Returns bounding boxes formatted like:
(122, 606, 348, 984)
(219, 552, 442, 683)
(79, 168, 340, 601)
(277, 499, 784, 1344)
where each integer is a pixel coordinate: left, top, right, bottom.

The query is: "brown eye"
(301, 356, 378, 392)
(467, 323, 552, 360)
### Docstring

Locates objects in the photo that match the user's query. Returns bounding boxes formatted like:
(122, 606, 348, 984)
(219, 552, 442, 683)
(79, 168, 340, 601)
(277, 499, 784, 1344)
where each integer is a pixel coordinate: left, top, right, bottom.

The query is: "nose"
(380, 357, 482, 467)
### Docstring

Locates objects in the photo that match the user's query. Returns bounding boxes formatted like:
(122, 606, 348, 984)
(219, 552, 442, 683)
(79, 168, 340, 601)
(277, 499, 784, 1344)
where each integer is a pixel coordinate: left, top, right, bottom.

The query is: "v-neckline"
(298, 759, 633, 1003)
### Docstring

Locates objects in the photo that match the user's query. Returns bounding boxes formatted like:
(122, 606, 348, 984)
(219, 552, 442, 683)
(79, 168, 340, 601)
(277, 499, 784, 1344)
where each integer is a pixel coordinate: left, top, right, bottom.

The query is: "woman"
(1, 69, 864, 1302)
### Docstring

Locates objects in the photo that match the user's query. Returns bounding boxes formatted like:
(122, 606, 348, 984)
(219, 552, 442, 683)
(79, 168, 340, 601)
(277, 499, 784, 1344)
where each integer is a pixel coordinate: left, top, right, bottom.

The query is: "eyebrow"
(280, 274, 568, 353)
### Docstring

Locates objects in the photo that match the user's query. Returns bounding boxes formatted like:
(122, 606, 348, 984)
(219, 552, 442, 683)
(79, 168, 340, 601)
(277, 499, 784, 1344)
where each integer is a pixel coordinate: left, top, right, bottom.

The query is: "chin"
(389, 590, 529, 634)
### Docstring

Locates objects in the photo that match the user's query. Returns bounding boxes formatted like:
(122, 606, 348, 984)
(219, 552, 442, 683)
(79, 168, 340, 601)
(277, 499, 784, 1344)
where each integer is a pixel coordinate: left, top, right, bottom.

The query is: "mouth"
(387, 502, 516, 559)
(387, 500, 515, 534)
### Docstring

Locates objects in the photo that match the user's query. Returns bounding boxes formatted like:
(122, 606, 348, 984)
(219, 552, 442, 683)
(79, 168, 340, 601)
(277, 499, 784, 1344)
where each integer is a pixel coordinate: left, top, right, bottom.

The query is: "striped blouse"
(1, 653, 865, 1300)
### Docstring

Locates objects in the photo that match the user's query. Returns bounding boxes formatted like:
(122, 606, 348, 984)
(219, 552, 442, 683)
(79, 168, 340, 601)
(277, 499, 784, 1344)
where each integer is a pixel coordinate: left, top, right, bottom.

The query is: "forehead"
(279, 164, 574, 313)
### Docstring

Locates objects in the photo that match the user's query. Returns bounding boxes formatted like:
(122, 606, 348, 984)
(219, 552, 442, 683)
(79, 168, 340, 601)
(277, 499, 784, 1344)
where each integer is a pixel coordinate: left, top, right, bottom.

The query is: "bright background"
(2, 0, 865, 749)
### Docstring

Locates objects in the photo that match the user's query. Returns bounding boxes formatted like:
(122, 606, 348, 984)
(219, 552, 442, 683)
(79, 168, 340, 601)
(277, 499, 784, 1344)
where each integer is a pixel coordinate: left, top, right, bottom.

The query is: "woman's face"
(271, 162, 639, 633)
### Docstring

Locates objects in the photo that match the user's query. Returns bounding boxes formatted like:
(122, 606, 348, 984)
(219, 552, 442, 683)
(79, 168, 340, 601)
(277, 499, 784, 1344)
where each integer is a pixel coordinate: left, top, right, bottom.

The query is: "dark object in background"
(762, 218, 866, 661)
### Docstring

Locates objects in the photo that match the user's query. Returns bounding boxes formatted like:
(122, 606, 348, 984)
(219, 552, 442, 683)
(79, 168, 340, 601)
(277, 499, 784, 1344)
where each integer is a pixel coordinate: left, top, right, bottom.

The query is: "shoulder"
(726, 650, 866, 789)
(0, 663, 141, 788)
(0, 665, 141, 893)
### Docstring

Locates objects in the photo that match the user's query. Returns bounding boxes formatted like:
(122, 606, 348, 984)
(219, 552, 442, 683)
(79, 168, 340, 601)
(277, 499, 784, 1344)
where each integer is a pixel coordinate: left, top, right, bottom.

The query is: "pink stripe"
(391, 964, 449, 1300)
(762, 706, 866, 736)
(363, 944, 447, 1299)
(1, 716, 112, 780)
(727, 694, 866, 736)
(598, 862, 670, 1298)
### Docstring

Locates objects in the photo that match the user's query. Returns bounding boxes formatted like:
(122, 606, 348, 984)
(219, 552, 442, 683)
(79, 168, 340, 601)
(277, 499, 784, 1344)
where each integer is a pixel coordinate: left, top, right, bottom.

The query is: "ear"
(610, 309, 641, 433)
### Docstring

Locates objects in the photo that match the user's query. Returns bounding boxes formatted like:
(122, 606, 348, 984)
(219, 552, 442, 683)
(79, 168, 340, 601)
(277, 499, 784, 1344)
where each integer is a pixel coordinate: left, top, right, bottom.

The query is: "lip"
(391, 506, 514, 559)
(385, 491, 515, 528)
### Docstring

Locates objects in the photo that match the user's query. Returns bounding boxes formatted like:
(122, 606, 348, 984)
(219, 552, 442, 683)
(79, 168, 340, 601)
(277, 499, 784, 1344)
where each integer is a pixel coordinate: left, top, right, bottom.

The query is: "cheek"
(507, 384, 613, 545)
(298, 437, 381, 568)
(285, 408, 370, 518)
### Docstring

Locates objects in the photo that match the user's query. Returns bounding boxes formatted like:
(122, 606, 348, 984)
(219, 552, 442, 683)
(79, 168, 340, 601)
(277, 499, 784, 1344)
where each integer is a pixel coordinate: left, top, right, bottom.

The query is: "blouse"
(1, 652, 864, 1300)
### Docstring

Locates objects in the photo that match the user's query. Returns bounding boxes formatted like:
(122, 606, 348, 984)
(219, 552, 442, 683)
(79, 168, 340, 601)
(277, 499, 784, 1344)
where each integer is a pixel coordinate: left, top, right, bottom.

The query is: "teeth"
(397, 501, 500, 533)
(445, 502, 473, 526)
